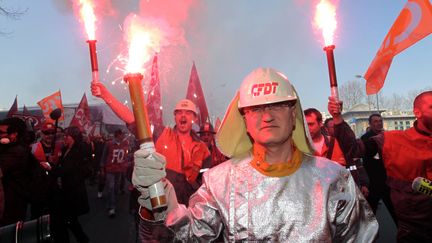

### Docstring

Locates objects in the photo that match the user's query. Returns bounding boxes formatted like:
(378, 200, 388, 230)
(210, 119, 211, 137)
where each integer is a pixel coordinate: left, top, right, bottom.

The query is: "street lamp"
(355, 75, 380, 114)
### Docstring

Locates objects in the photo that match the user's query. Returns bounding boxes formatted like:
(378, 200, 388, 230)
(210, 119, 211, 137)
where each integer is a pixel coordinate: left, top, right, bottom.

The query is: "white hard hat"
(216, 67, 314, 158)
(238, 67, 297, 108)
(174, 99, 197, 114)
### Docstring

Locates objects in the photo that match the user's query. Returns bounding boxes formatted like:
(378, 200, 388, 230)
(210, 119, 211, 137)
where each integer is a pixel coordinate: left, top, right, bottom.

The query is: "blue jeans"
(105, 172, 122, 210)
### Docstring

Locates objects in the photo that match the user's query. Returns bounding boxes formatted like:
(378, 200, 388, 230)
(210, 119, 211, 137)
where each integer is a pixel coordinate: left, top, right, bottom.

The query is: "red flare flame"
(314, 0, 337, 47)
(124, 14, 164, 74)
(77, 0, 97, 40)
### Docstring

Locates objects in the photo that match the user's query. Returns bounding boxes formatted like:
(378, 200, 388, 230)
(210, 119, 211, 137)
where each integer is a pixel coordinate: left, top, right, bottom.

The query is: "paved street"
(71, 182, 138, 243)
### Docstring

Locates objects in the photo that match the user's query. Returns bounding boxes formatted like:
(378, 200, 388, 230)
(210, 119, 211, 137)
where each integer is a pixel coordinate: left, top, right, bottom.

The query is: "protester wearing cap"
(154, 99, 211, 206)
(198, 122, 227, 168)
(133, 67, 378, 242)
(91, 81, 211, 206)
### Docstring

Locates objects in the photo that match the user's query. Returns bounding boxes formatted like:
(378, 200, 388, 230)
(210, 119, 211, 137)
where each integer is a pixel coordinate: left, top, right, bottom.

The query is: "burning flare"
(314, 0, 337, 47)
(124, 14, 164, 74)
(76, 0, 97, 40)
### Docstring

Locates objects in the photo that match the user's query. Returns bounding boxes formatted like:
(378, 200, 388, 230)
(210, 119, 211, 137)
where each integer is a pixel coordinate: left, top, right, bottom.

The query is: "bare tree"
(404, 86, 432, 109)
(0, 4, 26, 35)
(383, 93, 406, 111)
(339, 79, 366, 111)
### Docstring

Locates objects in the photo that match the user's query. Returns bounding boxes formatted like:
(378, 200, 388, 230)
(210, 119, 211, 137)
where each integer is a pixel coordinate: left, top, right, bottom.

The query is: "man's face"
(199, 132, 214, 147)
(325, 120, 335, 137)
(115, 133, 124, 142)
(243, 102, 296, 147)
(174, 109, 196, 134)
(305, 113, 322, 140)
(64, 134, 74, 147)
(415, 94, 432, 132)
(369, 116, 383, 134)
(42, 132, 54, 145)
(0, 125, 8, 139)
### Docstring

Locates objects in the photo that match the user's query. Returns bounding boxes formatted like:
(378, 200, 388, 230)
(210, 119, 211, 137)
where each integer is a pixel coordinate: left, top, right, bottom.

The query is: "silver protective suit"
(139, 153, 378, 242)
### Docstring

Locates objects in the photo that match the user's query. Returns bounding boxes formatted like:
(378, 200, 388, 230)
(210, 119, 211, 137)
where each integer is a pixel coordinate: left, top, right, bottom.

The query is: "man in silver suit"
(133, 67, 378, 242)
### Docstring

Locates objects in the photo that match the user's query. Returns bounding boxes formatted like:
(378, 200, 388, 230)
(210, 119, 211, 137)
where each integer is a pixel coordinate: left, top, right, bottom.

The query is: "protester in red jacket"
(364, 91, 432, 242)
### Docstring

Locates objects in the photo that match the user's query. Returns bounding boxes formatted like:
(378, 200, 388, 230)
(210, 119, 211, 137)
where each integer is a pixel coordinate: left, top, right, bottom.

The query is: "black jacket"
(50, 142, 90, 217)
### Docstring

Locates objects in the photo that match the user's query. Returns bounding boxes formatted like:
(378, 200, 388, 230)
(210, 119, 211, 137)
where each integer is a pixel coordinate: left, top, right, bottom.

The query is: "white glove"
(132, 148, 167, 190)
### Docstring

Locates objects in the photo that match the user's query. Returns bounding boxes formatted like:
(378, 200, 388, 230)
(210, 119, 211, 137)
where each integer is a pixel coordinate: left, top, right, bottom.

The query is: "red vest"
(104, 139, 130, 173)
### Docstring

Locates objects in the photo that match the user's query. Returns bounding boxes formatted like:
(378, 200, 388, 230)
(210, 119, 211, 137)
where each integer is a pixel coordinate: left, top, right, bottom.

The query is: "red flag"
(146, 54, 164, 140)
(13, 106, 44, 130)
(37, 90, 64, 123)
(69, 93, 95, 135)
(22, 105, 31, 116)
(6, 96, 18, 118)
(214, 117, 221, 133)
(364, 0, 432, 94)
(186, 62, 209, 127)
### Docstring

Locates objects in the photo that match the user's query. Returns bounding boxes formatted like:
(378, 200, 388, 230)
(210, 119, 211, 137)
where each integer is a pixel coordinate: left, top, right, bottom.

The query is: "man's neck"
(177, 131, 192, 142)
(260, 140, 294, 164)
(415, 120, 432, 136)
(312, 133, 324, 143)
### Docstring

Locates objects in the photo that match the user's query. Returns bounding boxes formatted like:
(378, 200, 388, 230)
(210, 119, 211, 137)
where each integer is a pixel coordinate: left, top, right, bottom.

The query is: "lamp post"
(355, 75, 380, 114)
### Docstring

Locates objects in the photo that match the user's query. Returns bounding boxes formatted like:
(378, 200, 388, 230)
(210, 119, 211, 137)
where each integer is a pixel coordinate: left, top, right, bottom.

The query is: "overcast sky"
(0, 0, 431, 122)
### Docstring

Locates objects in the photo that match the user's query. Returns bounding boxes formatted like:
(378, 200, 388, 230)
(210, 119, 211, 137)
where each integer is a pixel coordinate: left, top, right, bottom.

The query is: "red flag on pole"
(69, 93, 95, 135)
(186, 62, 209, 127)
(22, 105, 31, 116)
(364, 0, 432, 95)
(37, 90, 64, 123)
(214, 117, 221, 133)
(6, 96, 18, 118)
(146, 54, 164, 140)
(14, 105, 44, 130)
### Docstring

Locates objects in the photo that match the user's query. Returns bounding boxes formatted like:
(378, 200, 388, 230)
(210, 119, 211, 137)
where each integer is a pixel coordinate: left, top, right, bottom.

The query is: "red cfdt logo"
(251, 82, 279, 97)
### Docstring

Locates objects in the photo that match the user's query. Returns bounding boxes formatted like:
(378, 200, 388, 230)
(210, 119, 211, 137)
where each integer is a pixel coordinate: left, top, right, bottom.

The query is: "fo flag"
(146, 54, 164, 140)
(37, 90, 64, 123)
(70, 93, 95, 135)
(186, 62, 209, 127)
(364, 0, 432, 95)
(6, 96, 18, 118)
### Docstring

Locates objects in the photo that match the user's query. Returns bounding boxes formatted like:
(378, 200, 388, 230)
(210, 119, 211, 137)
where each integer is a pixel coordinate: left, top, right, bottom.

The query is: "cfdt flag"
(146, 54, 164, 140)
(186, 62, 209, 127)
(364, 0, 432, 94)
(70, 93, 95, 135)
(6, 96, 18, 118)
(37, 90, 64, 123)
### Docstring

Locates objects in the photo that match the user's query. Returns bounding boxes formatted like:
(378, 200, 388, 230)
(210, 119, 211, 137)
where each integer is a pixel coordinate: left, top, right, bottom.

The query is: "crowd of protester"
(0, 85, 431, 242)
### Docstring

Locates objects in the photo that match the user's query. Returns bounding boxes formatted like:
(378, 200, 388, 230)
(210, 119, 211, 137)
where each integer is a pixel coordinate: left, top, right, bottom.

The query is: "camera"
(0, 215, 52, 243)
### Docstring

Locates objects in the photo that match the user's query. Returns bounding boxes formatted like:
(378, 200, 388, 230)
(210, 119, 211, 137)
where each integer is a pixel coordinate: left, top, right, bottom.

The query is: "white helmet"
(238, 68, 297, 108)
(174, 99, 197, 114)
(216, 67, 314, 157)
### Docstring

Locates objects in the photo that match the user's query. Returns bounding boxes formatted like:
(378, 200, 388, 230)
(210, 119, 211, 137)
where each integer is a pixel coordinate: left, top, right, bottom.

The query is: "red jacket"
(382, 127, 432, 181)
(314, 135, 346, 167)
(156, 127, 210, 178)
